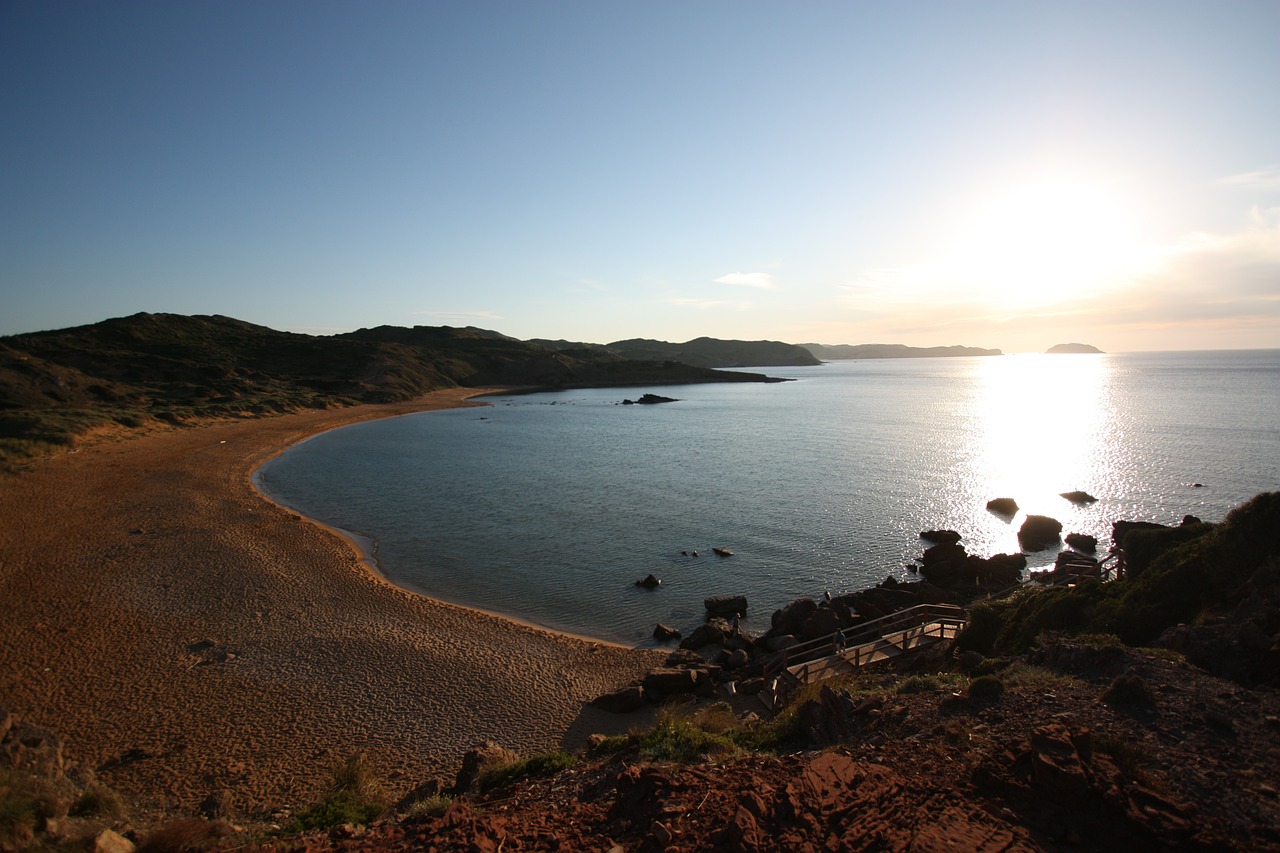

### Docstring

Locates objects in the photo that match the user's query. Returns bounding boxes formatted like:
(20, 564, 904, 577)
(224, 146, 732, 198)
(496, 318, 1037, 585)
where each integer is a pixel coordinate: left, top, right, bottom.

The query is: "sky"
(3, 1, 1279, 353)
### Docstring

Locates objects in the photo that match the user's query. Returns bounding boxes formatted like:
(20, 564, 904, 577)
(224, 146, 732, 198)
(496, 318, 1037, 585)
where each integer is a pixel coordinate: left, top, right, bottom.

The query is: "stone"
(589, 685, 646, 713)
(199, 788, 233, 819)
(1060, 490, 1098, 503)
(704, 595, 747, 617)
(986, 497, 1019, 515)
(642, 668, 699, 695)
(766, 634, 798, 652)
(920, 529, 962, 544)
(653, 623, 681, 642)
(799, 607, 840, 642)
(635, 574, 662, 589)
(771, 598, 817, 635)
(1111, 519, 1169, 549)
(725, 649, 749, 669)
(1018, 515, 1063, 551)
(1064, 532, 1097, 552)
(679, 621, 729, 650)
(453, 742, 521, 794)
(94, 829, 136, 853)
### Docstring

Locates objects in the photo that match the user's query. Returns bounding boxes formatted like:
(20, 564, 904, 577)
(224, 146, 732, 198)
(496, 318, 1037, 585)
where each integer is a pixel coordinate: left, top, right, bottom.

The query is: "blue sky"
(3, 1, 1278, 352)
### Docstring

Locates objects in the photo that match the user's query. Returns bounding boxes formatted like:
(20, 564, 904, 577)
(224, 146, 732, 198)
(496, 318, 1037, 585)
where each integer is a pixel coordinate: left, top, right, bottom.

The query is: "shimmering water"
(255, 350, 1280, 645)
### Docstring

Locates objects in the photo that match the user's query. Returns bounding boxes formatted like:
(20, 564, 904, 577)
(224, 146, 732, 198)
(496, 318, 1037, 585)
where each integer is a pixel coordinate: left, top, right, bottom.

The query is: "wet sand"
(0, 389, 663, 817)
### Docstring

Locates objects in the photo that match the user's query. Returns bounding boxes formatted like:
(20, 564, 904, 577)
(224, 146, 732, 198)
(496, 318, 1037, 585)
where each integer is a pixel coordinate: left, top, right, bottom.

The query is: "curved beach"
(0, 389, 663, 817)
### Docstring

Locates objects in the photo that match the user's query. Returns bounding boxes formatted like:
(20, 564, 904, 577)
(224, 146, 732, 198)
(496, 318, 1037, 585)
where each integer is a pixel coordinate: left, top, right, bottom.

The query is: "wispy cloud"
(714, 272, 777, 290)
(1219, 165, 1280, 192)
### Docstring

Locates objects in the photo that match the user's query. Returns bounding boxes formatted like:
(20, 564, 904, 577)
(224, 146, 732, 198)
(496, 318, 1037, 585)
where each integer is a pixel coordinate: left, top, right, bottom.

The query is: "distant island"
(1046, 342, 1104, 354)
(802, 343, 1002, 360)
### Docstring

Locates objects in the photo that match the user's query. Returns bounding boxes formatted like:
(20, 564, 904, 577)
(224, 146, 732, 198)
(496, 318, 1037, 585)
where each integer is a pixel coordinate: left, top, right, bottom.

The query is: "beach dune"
(0, 389, 662, 817)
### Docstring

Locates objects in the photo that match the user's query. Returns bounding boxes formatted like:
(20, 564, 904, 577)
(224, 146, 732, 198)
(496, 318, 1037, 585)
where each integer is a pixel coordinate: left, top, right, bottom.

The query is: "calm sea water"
(255, 350, 1280, 646)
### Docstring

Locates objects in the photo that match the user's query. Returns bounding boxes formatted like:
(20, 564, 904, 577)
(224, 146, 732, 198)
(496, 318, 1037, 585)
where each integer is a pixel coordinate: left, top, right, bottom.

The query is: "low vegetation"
(291, 753, 388, 831)
(477, 751, 578, 794)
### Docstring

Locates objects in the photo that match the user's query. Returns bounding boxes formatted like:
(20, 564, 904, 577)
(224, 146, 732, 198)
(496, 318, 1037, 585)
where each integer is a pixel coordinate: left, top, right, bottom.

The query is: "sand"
(0, 389, 664, 818)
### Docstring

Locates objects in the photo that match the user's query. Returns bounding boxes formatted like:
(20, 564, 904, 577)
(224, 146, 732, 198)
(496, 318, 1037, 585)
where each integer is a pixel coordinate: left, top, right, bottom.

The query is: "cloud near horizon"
(714, 272, 777, 290)
(1219, 165, 1280, 192)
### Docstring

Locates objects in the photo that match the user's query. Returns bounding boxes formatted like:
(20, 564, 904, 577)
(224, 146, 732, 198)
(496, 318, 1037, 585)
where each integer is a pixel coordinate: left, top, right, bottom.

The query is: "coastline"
(0, 388, 664, 819)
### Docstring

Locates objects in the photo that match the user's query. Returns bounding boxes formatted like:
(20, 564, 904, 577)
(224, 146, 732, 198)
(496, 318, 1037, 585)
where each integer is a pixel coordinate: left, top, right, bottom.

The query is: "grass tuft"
(291, 753, 388, 831)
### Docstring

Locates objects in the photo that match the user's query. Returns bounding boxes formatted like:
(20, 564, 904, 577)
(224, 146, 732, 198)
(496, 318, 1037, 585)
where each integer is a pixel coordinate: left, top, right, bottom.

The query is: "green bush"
(292, 754, 388, 831)
(477, 751, 577, 794)
(1101, 674, 1155, 706)
(967, 675, 1005, 702)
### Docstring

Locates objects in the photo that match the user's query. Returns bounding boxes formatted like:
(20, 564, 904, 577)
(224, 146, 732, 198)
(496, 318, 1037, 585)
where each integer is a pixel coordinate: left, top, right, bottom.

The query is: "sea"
(254, 350, 1280, 646)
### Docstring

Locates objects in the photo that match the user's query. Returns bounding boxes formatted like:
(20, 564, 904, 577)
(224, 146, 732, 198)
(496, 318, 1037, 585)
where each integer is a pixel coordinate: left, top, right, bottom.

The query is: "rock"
(453, 742, 521, 794)
(199, 788, 233, 819)
(1030, 724, 1094, 804)
(394, 777, 446, 812)
(635, 574, 662, 589)
(1180, 514, 1202, 526)
(1060, 490, 1098, 503)
(679, 621, 729, 650)
(589, 685, 646, 713)
(622, 393, 678, 405)
(799, 607, 841, 642)
(704, 595, 747, 617)
(1064, 532, 1097, 552)
(920, 529, 962, 544)
(957, 650, 985, 672)
(712, 547, 734, 557)
(642, 668, 699, 695)
(1017, 515, 1062, 551)
(771, 598, 818, 635)
(653, 623, 681, 642)
(725, 649, 749, 669)
(986, 497, 1019, 515)
(737, 677, 766, 695)
(1111, 519, 1169, 549)
(766, 634, 799, 652)
(94, 829, 136, 853)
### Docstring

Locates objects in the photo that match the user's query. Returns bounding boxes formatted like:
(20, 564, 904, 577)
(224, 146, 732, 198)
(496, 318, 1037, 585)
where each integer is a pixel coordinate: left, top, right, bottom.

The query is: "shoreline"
(0, 388, 664, 819)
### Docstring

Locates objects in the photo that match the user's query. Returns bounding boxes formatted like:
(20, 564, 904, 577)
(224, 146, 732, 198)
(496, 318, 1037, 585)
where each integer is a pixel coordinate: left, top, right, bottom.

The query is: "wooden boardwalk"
(761, 603, 967, 709)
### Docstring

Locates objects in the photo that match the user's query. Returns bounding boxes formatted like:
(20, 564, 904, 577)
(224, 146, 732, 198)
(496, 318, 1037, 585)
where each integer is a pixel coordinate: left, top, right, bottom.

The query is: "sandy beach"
(0, 389, 663, 819)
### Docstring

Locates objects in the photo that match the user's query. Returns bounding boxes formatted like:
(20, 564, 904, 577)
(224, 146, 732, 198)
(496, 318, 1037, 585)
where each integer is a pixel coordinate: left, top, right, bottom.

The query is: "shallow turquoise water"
(256, 350, 1280, 645)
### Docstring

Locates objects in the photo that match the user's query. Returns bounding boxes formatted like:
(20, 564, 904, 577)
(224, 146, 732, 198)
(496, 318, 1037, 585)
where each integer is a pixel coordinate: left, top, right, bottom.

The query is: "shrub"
(967, 675, 1005, 702)
(292, 753, 388, 831)
(477, 751, 576, 794)
(73, 781, 126, 817)
(1095, 734, 1152, 782)
(1101, 674, 1155, 706)
(896, 673, 967, 695)
(405, 794, 453, 820)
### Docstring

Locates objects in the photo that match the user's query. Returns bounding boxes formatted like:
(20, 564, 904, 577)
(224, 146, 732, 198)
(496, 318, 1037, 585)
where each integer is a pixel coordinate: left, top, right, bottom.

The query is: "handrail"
(769, 616, 966, 705)
(762, 603, 965, 678)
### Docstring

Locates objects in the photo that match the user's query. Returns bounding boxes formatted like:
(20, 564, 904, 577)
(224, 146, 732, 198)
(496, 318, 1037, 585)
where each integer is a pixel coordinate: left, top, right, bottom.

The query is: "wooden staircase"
(761, 603, 967, 710)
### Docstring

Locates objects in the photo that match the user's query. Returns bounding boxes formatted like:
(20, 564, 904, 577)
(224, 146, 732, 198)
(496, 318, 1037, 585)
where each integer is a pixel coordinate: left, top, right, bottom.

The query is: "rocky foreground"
(5, 481, 1278, 851)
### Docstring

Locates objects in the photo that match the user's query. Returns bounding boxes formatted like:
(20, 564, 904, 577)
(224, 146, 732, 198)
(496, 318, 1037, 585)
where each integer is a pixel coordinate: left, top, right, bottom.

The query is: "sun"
(949, 174, 1142, 307)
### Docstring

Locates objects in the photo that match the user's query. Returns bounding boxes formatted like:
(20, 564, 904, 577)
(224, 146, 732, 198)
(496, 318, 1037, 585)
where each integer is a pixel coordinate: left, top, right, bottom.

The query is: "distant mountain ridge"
(0, 313, 781, 464)
(803, 343, 1003, 360)
(529, 336, 820, 368)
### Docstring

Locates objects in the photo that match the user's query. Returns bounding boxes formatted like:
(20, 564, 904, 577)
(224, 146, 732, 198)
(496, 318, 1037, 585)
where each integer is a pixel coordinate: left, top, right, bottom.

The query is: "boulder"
(635, 574, 661, 589)
(724, 649, 749, 669)
(800, 607, 842, 642)
(1064, 532, 1097, 552)
(704, 595, 747, 617)
(589, 685, 646, 713)
(679, 621, 729, 650)
(919, 529, 962, 545)
(771, 598, 818, 635)
(986, 497, 1019, 515)
(94, 829, 136, 853)
(642, 668, 699, 695)
(1111, 520, 1169, 549)
(766, 634, 799, 652)
(652, 623, 681, 642)
(454, 742, 520, 794)
(1060, 490, 1098, 504)
(1018, 515, 1063, 551)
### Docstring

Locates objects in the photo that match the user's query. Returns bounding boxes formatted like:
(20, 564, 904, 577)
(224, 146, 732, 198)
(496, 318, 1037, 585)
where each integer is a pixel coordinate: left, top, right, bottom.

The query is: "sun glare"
(950, 175, 1142, 308)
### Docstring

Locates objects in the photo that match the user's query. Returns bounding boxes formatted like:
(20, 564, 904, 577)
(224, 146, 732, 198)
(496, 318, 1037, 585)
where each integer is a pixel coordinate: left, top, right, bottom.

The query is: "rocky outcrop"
(704, 595, 747, 617)
(920, 529, 962, 544)
(987, 497, 1019, 515)
(621, 393, 678, 405)
(453, 742, 521, 794)
(1060, 490, 1098, 503)
(919, 542, 1025, 589)
(1065, 532, 1097, 552)
(1017, 515, 1062, 551)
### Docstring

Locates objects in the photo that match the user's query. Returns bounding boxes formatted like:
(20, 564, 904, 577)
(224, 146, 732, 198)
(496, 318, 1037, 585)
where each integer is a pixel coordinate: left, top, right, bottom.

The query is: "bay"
(255, 350, 1280, 646)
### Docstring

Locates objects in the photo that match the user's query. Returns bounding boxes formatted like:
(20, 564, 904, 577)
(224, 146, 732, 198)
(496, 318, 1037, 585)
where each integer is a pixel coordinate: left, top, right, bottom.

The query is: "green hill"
(0, 313, 781, 464)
